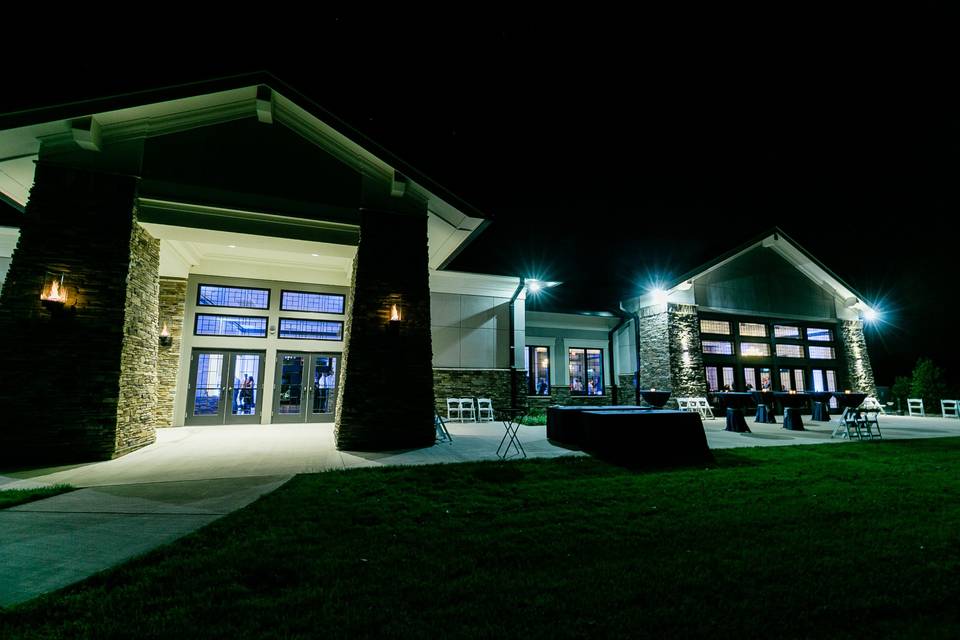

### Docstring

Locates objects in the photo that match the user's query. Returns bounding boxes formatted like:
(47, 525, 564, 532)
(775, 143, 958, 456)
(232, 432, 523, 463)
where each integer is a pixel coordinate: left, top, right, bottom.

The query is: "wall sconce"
(39, 272, 74, 316)
(387, 303, 401, 336)
(159, 321, 173, 347)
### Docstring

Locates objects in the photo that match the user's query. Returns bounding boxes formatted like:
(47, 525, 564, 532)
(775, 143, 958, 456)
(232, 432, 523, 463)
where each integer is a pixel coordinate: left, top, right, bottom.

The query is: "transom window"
(739, 322, 767, 337)
(740, 342, 771, 357)
(700, 319, 731, 335)
(198, 284, 269, 310)
(278, 319, 344, 341)
(568, 348, 603, 396)
(774, 325, 800, 338)
(807, 327, 834, 342)
(808, 346, 836, 359)
(195, 314, 268, 337)
(280, 290, 345, 314)
(702, 340, 734, 355)
(776, 344, 804, 358)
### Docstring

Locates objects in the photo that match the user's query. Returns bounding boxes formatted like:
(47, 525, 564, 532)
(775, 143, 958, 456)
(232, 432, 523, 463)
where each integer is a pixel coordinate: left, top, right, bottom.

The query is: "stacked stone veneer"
(636, 304, 707, 401)
(839, 319, 877, 397)
(156, 278, 187, 427)
(0, 163, 158, 464)
(434, 369, 527, 416)
(667, 304, 708, 397)
(526, 386, 612, 411)
(335, 210, 435, 450)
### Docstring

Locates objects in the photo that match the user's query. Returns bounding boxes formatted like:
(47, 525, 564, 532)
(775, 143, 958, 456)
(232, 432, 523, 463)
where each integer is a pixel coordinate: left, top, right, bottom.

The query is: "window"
(527, 346, 551, 395)
(741, 342, 771, 357)
(700, 319, 731, 335)
(794, 369, 806, 391)
(808, 346, 836, 359)
(702, 340, 734, 355)
(739, 322, 767, 337)
(807, 327, 834, 342)
(776, 344, 804, 358)
(195, 314, 267, 337)
(280, 290, 345, 314)
(197, 284, 269, 310)
(774, 325, 800, 338)
(569, 348, 603, 396)
(744, 368, 757, 390)
(705, 366, 719, 391)
(706, 366, 736, 391)
(278, 318, 344, 341)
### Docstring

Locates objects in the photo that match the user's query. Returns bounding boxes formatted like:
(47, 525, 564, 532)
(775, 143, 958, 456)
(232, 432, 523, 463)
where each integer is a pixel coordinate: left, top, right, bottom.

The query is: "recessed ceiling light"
(311, 253, 320, 257)
(227, 245, 237, 248)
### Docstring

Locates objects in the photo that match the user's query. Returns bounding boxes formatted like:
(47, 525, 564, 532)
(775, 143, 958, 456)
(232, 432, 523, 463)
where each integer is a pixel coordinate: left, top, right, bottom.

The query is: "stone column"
(839, 319, 877, 396)
(668, 304, 708, 396)
(0, 162, 159, 464)
(334, 209, 435, 450)
(637, 306, 673, 391)
(156, 278, 187, 427)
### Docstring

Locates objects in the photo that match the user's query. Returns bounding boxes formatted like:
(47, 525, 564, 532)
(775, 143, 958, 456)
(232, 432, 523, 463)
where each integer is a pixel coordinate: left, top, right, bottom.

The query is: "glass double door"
(273, 352, 340, 423)
(187, 350, 266, 425)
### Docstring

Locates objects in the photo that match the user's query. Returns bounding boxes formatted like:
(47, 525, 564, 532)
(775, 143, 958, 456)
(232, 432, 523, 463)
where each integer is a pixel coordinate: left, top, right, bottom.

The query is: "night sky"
(2, 18, 957, 387)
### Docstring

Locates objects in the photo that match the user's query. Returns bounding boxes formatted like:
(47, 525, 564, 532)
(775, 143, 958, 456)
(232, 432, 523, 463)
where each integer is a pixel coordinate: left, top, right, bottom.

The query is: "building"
(0, 75, 877, 465)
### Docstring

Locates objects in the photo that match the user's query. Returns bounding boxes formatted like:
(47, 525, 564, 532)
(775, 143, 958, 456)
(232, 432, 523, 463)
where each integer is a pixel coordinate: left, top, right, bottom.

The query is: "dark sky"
(2, 17, 957, 386)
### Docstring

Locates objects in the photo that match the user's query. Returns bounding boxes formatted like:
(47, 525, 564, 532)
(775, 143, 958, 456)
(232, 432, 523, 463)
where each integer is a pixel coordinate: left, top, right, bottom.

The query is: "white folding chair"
(907, 398, 925, 417)
(676, 398, 691, 412)
(941, 400, 960, 420)
(694, 397, 715, 420)
(446, 398, 462, 422)
(862, 396, 887, 414)
(459, 398, 476, 422)
(476, 398, 494, 422)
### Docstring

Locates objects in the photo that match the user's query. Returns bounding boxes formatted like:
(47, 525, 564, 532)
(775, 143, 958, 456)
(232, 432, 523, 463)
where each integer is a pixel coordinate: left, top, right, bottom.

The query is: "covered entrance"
(186, 350, 266, 425)
(273, 352, 340, 423)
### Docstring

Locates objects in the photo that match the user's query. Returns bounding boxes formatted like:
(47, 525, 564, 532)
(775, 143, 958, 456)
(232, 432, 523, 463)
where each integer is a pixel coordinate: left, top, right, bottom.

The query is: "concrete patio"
(1, 412, 959, 607)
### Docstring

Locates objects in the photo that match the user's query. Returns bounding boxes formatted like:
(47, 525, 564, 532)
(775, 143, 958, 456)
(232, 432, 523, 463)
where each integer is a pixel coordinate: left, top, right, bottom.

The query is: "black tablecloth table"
(546, 405, 647, 447)
(639, 390, 671, 409)
(774, 392, 809, 431)
(496, 407, 528, 459)
(807, 391, 833, 421)
(580, 410, 712, 466)
(750, 391, 777, 423)
(711, 392, 753, 433)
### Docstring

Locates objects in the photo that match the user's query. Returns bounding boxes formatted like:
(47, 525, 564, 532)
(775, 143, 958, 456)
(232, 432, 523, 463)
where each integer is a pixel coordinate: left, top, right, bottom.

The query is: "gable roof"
(0, 72, 489, 269)
(622, 226, 876, 317)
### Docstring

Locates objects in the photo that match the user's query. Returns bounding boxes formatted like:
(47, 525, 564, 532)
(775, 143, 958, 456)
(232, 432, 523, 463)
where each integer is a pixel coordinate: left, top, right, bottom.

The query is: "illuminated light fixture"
(311, 253, 320, 257)
(227, 245, 237, 249)
(159, 322, 173, 347)
(387, 303, 401, 336)
(863, 307, 879, 322)
(651, 287, 668, 305)
(528, 280, 543, 293)
(40, 272, 74, 316)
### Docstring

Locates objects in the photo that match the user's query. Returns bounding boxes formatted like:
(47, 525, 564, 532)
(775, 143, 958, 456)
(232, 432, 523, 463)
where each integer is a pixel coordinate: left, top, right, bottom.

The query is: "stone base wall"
(668, 304, 708, 397)
(434, 369, 527, 416)
(335, 210, 435, 451)
(840, 319, 877, 396)
(0, 163, 147, 464)
(114, 221, 160, 455)
(618, 374, 638, 404)
(156, 278, 187, 427)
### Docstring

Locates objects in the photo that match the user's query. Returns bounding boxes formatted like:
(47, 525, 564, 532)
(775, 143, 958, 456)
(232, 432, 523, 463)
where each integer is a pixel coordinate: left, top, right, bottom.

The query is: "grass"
(3, 440, 960, 638)
(0, 485, 73, 510)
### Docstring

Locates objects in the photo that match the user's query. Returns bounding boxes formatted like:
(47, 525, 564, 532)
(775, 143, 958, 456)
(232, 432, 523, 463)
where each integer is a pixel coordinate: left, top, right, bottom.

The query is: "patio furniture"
(477, 398, 495, 422)
(857, 408, 883, 439)
(434, 412, 452, 443)
(940, 399, 959, 419)
(751, 390, 777, 424)
(459, 398, 477, 422)
(692, 398, 715, 420)
(862, 396, 888, 414)
(445, 398, 462, 422)
(830, 392, 868, 439)
(579, 410, 712, 466)
(907, 398, 925, 417)
(807, 391, 833, 421)
(774, 392, 809, 431)
(546, 405, 647, 446)
(712, 392, 752, 433)
(639, 389, 671, 409)
(496, 407, 528, 459)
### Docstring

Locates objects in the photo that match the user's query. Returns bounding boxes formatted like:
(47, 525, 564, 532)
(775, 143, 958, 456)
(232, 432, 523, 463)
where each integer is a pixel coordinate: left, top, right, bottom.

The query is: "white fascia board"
(429, 269, 524, 298)
(526, 310, 620, 332)
(0, 226, 19, 256)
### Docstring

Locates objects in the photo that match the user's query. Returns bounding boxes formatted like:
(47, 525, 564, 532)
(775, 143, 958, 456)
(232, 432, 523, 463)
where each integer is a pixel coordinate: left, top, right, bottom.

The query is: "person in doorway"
(240, 375, 254, 414)
(762, 377, 772, 391)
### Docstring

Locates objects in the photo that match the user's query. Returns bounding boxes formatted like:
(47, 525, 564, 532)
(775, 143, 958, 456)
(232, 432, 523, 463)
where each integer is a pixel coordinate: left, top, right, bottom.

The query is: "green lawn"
(3, 440, 960, 638)
(0, 485, 73, 510)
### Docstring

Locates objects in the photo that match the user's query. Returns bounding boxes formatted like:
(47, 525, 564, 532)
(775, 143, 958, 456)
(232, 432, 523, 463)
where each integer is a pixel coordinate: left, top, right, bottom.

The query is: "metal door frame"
(186, 349, 266, 426)
(224, 351, 267, 425)
(306, 353, 341, 424)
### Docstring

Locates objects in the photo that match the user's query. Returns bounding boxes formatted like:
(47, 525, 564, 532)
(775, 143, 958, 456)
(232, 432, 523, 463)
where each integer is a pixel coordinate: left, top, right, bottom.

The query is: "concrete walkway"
(2, 413, 959, 607)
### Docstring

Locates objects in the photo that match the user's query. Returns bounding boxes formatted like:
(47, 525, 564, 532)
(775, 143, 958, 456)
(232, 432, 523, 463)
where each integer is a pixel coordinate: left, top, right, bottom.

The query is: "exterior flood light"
(863, 307, 879, 322)
(528, 280, 542, 293)
(651, 288, 668, 305)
